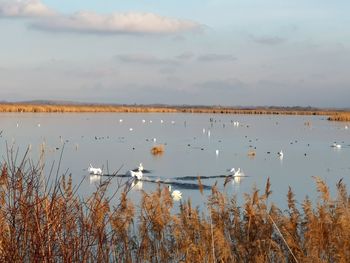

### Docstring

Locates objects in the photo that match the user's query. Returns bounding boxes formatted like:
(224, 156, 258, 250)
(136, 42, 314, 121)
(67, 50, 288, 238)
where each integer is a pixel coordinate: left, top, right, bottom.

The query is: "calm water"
(0, 113, 349, 208)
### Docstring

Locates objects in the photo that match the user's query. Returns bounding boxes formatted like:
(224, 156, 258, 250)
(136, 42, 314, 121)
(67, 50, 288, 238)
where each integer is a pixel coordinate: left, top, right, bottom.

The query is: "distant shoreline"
(0, 103, 349, 121)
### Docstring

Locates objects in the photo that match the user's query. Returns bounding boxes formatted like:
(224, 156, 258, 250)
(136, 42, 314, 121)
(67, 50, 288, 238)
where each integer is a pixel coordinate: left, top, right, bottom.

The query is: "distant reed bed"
(0, 103, 349, 121)
(328, 113, 350, 121)
(1, 149, 350, 262)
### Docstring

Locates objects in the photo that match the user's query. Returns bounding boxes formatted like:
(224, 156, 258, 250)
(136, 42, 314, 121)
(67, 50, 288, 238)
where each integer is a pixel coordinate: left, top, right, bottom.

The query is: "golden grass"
(247, 150, 256, 158)
(0, 103, 349, 121)
(151, 145, 165, 156)
(1, 149, 350, 261)
(328, 113, 350, 121)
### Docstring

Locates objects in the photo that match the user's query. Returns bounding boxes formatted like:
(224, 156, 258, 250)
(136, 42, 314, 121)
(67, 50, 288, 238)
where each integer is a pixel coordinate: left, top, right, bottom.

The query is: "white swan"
(168, 185, 182, 201)
(224, 168, 244, 186)
(88, 164, 103, 175)
(127, 169, 143, 180)
(332, 143, 342, 149)
(278, 150, 284, 159)
(127, 163, 144, 180)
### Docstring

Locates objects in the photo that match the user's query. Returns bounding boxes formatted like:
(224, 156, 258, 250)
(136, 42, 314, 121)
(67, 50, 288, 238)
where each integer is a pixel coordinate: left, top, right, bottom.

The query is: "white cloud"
(0, 1, 201, 35)
(0, 0, 55, 17)
(32, 11, 201, 34)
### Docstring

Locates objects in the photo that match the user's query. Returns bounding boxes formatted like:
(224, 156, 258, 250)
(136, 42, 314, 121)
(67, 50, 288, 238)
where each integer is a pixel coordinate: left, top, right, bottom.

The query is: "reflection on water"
(0, 112, 349, 208)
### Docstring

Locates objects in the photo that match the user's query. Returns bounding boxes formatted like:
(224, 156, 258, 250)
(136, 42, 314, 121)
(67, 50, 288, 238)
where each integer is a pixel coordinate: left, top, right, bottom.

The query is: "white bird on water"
(127, 163, 143, 180)
(224, 168, 244, 186)
(88, 164, 103, 175)
(332, 143, 342, 149)
(278, 150, 284, 159)
(168, 185, 182, 201)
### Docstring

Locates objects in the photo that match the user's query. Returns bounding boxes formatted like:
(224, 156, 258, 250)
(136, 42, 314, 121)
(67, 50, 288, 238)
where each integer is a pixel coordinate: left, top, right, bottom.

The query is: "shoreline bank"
(0, 103, 349, 121)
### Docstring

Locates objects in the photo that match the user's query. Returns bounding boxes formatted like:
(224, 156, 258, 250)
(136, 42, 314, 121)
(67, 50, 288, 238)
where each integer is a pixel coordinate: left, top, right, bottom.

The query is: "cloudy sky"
(0, 0, 349, 107)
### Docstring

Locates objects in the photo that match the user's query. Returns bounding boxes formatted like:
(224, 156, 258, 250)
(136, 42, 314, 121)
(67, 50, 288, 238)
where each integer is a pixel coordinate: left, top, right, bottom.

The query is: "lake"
(0, 112, 349, 208)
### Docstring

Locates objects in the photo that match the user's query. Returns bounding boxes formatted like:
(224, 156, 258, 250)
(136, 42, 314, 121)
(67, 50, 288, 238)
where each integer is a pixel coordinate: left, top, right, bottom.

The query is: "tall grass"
(328, 113, 350, 121)
(1, 150, 350, 262)
(0, 103, 349, 121)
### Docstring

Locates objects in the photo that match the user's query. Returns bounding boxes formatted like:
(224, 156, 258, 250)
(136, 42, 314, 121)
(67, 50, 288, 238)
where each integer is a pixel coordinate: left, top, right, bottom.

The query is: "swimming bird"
(132, 163, 144, 172)
(332, 143, 342, 149)
(128, 163, 144, 180)
(224, 168, 244, 186)
(168, 185, 182, 201)
(127, 169, 143, 180)
(278, 150, 284, 159)
(119, 119, 123, 123)
(215, 149, 219, 156)
(88, 164, 103, 175)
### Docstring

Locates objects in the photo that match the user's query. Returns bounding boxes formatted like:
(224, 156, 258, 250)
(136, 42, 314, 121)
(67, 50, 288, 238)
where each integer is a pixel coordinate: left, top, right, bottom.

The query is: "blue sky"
(0, 0, 349, 107)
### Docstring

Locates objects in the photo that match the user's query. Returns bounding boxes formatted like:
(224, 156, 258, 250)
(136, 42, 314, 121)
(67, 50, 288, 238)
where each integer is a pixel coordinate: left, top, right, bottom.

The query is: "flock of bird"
(7, 116, 349, 202)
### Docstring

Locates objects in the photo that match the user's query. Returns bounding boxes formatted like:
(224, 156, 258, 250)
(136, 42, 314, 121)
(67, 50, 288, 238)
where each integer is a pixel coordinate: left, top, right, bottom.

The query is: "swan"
(88, 164, 103, 175)
(168, 185, 182, 201)
(127, 169, 143, 180)
(224, 168, 244, 186)
(278, 150, 284, 158)
(332, 143, 342, 149)
(127, 163, 144, 180)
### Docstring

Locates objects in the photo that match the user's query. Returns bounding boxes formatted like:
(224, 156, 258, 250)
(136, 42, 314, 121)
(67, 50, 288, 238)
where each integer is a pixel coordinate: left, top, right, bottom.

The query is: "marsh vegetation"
(1, 103, 349, 121)
(1, 149, 350, 262)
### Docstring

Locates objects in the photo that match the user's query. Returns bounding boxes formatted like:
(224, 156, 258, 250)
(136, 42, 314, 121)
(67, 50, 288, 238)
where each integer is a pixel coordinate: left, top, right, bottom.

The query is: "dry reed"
(0, 103, 349, 121)
(1, 149, 350, 262)
(151, 145, 165, 156)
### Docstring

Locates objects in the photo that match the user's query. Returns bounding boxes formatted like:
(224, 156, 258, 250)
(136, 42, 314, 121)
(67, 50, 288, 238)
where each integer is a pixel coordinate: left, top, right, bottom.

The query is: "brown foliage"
(151, 145, 165, 156)
(0, 103, 349, 121)
(1, 150, 350, 262)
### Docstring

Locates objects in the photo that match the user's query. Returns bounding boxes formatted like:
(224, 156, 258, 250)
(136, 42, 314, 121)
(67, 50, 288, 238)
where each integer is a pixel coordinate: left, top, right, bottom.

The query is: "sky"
(0, 0, 349, 107)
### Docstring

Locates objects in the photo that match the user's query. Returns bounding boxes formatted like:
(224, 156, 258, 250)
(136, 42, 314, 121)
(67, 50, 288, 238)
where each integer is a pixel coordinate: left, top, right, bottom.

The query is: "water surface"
(1, 113, 349, 208)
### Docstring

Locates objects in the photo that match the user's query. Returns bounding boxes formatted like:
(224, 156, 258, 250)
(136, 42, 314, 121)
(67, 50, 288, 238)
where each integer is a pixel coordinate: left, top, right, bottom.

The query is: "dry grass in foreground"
(1, 150, 350, 262)
(1, 103, 350, 121)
